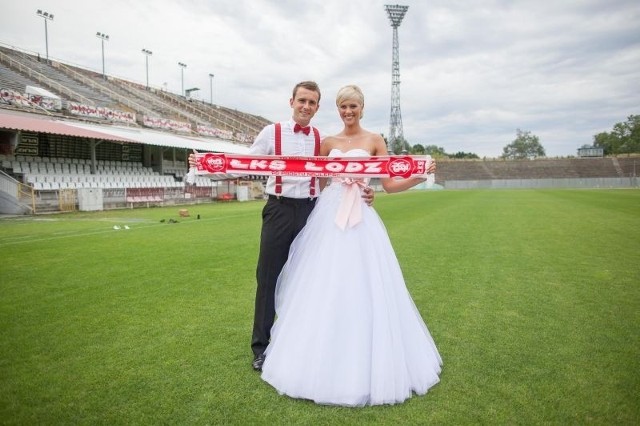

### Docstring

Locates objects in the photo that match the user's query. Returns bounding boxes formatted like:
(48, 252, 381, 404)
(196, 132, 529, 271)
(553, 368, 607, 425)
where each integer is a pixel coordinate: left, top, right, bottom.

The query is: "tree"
(389, 136, 411, 154)
(410, 144, 425, 155)
(451, 151, 480, 159)
(593, 115, 640, 155)
(593, 132, 617, 155)
(501, 129, 545, 159)
(423, 145, 447, 158)
(404, 142, 482, 158)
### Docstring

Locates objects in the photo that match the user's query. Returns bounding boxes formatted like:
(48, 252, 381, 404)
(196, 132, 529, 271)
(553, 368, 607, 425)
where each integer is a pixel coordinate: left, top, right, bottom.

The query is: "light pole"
(142, 49, 152, 89)
(209, 73, 214, 105)
(96, 32, 109, 80)
(385, 4, 409, 152)
(36, 10, 54, 62)
(178, 62, 187, 97)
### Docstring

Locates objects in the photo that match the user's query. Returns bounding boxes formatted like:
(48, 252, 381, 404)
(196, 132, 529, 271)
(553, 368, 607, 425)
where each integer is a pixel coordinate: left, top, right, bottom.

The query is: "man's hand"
(188, 150, 198, 168)
(362, 186, 374, 206)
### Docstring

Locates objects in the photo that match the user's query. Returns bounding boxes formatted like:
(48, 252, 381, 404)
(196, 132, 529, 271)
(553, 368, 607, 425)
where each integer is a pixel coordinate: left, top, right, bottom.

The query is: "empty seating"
(6, 155, 203, 191)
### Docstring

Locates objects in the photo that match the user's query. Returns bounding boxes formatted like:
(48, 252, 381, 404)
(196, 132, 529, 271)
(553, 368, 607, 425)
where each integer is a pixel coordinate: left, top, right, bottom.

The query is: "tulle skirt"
(261, 181, 442, 406)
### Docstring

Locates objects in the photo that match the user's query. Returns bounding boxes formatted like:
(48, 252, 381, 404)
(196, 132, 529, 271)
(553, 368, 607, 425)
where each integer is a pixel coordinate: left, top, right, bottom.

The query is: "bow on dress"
(335, 178, 368, 230)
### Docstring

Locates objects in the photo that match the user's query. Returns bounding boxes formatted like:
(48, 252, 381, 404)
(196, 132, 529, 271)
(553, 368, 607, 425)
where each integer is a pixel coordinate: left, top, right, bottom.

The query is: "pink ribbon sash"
(334, 178, 368, 230)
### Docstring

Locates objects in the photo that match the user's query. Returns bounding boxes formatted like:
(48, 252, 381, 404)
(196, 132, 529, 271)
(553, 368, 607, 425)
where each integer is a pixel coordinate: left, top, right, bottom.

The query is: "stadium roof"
(63, 122, 250, 154)
(0, 110, 250, 154)
(0, 110, 133, 143)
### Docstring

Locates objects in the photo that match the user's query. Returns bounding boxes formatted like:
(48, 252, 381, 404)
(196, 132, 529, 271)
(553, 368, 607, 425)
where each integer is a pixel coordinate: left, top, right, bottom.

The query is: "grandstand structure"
(0, 43, 638, 215)
(0, 43, 271, 214)
(434, 157, 638, 190)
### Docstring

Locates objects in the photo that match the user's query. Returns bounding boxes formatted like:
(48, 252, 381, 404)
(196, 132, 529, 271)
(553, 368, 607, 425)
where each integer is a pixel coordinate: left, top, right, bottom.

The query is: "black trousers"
(251, 195, 317, 357)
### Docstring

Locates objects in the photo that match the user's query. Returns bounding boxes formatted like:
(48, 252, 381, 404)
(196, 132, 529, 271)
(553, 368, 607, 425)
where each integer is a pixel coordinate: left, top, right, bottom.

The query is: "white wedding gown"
(261, 149, 442, 407)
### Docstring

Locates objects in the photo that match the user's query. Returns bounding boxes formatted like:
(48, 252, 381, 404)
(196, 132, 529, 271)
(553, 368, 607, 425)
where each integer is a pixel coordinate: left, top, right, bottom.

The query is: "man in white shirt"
(250, 81, 372, 371)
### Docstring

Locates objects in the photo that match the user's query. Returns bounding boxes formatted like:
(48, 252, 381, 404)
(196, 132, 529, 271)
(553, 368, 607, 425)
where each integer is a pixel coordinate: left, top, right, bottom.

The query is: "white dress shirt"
(249, 119, 323, 198)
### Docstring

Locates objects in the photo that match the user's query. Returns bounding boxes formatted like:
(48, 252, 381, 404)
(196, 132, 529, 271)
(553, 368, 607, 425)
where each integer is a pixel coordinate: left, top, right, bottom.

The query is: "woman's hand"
(427, 158, 436, 175)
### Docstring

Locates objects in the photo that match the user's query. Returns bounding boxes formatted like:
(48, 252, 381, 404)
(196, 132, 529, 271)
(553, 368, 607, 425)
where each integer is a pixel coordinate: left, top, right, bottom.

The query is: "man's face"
(290, 87, 320, 127)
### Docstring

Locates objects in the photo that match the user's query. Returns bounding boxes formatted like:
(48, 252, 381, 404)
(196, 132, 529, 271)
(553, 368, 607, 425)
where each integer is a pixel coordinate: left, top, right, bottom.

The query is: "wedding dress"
(261, 149, 442, 406)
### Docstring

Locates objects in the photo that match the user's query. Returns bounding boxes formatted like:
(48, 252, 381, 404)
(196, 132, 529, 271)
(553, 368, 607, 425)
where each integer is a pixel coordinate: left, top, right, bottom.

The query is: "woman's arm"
(381, 176, 431, 193)
(372, 136, 436, 194)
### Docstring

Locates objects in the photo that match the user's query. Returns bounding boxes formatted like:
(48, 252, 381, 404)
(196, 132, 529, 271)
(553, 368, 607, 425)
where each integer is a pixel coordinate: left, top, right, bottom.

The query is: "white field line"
(0, 212, 255, 246)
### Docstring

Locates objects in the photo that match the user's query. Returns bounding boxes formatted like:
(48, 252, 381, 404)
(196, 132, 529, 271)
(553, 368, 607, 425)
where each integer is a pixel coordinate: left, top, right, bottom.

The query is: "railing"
(0, 87, 54, 116)
(0, 170, 34, 214)
(0, 50, 94, 105)
(55, 63, 157, 117)
(155, 89, 250, 133)
(112, 80, 201, 126)
(444, 177, 640, 190)
(18, 182, 35, 213)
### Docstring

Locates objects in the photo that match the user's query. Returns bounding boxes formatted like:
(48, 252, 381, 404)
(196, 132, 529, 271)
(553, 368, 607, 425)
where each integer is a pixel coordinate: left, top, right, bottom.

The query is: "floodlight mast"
(385, 4, 408, 153)
(36, 10, 54, 62)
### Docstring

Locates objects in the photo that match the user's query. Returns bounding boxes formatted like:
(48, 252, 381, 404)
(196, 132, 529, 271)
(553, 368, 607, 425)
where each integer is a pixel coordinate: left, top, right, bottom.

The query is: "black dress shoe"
(252, 354, 266, 371)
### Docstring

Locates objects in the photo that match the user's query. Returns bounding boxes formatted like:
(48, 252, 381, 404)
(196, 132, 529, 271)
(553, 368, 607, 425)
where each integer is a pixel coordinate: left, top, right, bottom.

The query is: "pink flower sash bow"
(335, 178, 368, 230)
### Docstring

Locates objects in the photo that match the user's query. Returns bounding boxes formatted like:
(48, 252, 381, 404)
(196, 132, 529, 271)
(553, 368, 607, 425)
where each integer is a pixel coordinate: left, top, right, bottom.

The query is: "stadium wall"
(444, 177, 639, 190)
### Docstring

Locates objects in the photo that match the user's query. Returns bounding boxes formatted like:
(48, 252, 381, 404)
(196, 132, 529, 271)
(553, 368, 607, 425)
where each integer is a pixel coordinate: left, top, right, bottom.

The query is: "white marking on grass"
(0, 212, 256, 246)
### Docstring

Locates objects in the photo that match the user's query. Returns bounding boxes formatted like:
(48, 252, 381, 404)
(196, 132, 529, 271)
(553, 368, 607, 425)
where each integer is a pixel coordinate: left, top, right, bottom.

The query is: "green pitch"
(1, 189, 638, 424)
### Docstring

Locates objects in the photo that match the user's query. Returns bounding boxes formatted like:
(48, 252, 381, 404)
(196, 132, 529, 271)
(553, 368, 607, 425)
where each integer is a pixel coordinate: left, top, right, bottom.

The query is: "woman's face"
(338, 98, 362, 126)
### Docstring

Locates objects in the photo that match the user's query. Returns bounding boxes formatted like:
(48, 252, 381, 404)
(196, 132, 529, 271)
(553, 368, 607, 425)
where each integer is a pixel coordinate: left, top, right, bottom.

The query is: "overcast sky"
(2, 0, 639, 157)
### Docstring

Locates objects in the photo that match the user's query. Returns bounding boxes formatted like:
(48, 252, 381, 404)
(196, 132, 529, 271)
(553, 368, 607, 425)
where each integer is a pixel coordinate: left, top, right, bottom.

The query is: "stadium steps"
(54, 62, 158, 117)
(1, 44, 270, 141)
(155, 89, 255, 134)
(616, 157, 640, 177)
(0, 47, 95, 105)
(0, 47, 115, 107)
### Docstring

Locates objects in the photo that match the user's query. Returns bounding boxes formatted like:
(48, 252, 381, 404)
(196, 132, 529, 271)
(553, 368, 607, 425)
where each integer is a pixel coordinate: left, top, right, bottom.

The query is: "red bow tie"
(294, 123, 311, 135)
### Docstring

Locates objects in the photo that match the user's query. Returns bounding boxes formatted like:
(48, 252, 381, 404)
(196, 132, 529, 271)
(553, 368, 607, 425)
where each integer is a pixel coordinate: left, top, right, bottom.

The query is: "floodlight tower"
(385, 4, 409, 153)
(96, 32, 109, 80)
(142, 49, 152, 89)
(178, 62, 187, 96)
(36, 10, 54, 62)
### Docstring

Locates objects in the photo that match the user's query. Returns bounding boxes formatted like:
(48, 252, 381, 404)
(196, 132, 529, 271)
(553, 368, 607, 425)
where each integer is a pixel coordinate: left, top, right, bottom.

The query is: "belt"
(268, 194, 317, 204)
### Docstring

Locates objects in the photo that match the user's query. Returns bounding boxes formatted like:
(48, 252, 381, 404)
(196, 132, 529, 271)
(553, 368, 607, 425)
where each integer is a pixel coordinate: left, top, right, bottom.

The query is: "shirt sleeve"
(249, 124, 274, 155)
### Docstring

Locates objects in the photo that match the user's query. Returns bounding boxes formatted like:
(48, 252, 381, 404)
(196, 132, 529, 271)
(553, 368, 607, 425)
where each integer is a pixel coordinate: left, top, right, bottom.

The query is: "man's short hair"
(292, 81, 321, 102)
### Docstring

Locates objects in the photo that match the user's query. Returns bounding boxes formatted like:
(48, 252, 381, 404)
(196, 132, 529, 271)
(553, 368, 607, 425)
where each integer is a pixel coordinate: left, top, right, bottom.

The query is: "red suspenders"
(274, 123, 320, 197)
(275, 123, 283, 195)
(309, 127, 320, 197)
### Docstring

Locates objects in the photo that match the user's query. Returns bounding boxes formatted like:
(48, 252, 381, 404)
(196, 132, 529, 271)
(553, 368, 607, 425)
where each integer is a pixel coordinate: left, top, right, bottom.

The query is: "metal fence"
(444, 177, 639, 190)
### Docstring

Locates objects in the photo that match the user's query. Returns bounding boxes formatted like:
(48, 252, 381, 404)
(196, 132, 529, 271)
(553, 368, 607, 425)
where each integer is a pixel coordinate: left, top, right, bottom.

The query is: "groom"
(249, 81, 373, 371)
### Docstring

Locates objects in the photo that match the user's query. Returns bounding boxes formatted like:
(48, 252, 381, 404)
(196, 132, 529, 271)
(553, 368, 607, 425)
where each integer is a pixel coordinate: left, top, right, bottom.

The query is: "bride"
(261, 84, 442, 406)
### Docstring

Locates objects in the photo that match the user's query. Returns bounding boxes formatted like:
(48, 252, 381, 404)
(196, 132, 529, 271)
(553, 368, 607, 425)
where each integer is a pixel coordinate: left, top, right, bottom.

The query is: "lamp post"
(36, 9, 54, 62)
(142, 49, 152, 89)
(96, 32, 109, 80)
(178, 62, 187, 97)
(209, 73, 214, 105)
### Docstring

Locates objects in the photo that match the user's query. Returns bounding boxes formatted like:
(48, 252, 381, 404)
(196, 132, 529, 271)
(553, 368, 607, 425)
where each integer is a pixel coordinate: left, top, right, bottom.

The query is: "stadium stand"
(0, 42, 637, 214)
(0, 42, 270, 214)
(0, 44, 270, 138)
(436, 157, 635, 181)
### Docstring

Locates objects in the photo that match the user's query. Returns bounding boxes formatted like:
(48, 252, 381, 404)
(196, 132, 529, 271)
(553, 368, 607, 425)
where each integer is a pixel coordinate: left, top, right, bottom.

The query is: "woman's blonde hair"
(335, 85, 364, 119)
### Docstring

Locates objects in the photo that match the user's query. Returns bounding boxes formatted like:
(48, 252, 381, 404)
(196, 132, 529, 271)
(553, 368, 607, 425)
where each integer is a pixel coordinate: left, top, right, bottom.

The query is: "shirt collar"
(288, 118, 312, 131)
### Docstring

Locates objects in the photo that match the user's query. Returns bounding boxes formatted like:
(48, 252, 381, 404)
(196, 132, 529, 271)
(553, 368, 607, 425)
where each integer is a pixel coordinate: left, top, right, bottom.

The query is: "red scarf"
(192, 152, 433, 179)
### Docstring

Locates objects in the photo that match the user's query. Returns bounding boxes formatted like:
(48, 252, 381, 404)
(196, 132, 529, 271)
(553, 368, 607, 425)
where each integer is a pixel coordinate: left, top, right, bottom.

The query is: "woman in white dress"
(261, 85, 442, 407)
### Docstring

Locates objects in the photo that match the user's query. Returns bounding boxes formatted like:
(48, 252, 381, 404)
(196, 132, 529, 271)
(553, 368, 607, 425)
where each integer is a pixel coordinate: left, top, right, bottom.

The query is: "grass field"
(1, 189, 639, 425)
